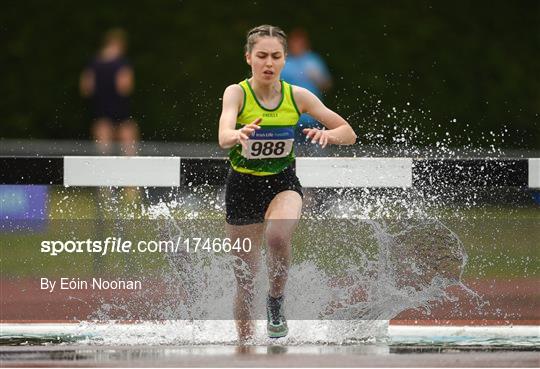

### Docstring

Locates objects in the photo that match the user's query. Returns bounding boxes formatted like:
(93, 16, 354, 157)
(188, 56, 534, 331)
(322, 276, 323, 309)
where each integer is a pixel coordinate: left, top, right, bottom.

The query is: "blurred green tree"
(1, 0, 538, 149)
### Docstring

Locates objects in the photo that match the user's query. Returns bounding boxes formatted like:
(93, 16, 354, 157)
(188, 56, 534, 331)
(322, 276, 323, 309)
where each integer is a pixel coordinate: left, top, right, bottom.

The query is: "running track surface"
(1, 278, 538, 323)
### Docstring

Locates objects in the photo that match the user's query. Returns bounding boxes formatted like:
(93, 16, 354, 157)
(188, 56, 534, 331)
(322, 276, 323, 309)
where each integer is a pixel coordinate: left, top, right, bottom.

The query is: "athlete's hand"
(303, 127, 329, 148)
(237, 118, 262, 149)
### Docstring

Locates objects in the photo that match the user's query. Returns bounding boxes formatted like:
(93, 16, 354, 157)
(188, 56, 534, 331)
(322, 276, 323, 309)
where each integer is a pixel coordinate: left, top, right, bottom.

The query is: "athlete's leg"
(117, 119, 139, 156)
(226, 222, 264, 341)
(91, 118, 115, 273)
(92, 118, 114, 155)
(117, 120, 140, 206)
(264, 190, 302, 298)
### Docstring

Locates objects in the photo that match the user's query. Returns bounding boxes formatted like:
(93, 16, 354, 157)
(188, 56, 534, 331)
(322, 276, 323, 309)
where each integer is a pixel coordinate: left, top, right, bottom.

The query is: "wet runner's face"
(246, 37, 285, 84)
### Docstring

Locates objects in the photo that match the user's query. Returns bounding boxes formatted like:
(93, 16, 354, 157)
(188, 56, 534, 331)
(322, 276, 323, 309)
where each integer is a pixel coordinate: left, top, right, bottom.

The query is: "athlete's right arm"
(218, 85, 261, 149)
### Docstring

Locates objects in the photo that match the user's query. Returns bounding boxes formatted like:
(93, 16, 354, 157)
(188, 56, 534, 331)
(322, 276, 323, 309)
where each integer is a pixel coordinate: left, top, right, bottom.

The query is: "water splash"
(76, 179, 474, 345)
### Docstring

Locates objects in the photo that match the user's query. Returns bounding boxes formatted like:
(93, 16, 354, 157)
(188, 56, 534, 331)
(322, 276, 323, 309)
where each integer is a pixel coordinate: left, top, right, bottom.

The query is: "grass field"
(1, 186, 539, 280)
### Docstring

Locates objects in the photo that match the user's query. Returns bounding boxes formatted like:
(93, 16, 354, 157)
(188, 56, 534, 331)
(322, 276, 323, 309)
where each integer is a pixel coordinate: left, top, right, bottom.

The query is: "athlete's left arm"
(293, 86, 357, 148)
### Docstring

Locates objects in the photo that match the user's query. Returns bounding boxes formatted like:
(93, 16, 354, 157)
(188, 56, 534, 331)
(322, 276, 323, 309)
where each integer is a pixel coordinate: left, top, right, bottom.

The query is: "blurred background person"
(281, 27, 332, 156)
(80, 28, 139, 274)
(80, 28, 138, 155)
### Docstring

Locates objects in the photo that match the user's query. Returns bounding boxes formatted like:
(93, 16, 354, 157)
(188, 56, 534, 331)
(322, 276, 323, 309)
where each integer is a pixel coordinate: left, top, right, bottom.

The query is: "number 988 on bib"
(241, 127, 294, 159)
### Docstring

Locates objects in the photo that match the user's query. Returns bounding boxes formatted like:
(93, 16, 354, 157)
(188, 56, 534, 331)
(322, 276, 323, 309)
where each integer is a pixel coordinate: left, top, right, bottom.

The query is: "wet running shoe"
(266, 295, 288, 338)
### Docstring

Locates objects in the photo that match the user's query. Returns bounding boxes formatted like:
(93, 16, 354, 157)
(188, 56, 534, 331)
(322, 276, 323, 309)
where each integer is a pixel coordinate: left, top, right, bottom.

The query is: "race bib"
(241, 127, 294, 159)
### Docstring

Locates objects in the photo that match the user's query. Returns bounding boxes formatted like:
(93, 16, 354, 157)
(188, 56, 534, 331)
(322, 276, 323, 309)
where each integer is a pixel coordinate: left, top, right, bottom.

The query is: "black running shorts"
(225, 165, 303, 225)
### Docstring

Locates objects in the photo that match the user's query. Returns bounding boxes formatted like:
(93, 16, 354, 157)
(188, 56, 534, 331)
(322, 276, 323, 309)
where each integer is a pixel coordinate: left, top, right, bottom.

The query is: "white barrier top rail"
(0, 156, 538, 188)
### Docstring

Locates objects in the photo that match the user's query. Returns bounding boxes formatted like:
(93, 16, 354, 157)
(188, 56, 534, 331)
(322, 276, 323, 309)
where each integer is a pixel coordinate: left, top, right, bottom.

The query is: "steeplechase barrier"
(1, 156, 538, 188)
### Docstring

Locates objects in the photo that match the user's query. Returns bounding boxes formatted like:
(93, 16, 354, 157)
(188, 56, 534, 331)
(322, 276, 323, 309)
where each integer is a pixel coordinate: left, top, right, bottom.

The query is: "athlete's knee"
(265, 231, 290, 250)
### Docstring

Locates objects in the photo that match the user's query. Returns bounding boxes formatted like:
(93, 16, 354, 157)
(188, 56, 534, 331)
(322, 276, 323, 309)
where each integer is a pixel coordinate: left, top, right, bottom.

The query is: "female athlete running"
(218, 25, 357, 341)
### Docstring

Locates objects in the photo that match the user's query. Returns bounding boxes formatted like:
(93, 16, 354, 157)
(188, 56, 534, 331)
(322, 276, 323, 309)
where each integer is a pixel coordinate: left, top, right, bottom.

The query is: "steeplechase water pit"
(1, 156, 538, 366)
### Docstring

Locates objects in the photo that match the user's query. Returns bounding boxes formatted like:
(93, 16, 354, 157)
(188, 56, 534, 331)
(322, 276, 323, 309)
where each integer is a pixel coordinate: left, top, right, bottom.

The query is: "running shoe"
(266, 295, 288, 338)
